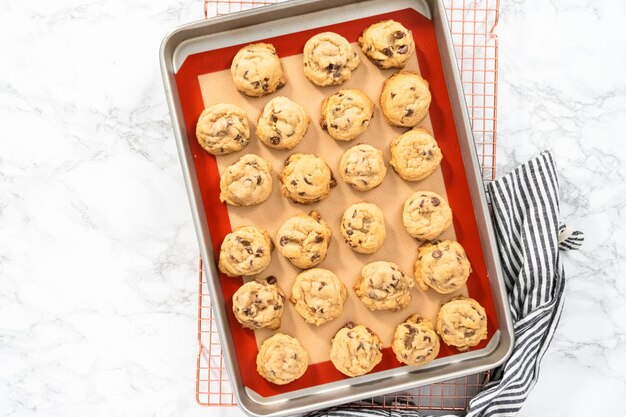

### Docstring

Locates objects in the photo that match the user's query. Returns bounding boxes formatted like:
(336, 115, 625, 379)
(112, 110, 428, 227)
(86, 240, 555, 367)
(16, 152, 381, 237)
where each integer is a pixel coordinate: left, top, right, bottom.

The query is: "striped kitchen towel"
(306, 151, 583, 417)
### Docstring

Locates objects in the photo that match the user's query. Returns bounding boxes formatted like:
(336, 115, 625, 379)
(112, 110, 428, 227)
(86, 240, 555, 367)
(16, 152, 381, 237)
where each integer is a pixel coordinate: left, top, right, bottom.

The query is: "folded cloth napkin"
(305, 151, 583, 417)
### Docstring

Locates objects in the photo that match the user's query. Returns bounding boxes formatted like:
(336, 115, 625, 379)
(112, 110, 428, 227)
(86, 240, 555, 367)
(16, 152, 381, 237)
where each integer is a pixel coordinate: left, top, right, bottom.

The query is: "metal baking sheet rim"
(159, 1, 514, 416)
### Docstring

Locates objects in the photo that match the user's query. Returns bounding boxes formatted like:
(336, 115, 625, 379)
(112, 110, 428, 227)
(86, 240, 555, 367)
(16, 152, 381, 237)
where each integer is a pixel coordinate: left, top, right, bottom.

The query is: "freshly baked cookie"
(339, 144, 387, 191)
(340, 202, 386, 254)
(290, 268, 347, 326)
(380, 71, 431, 127)
(390, 129, 442, 181)
(414, 240, 471, 294)
(256, 333, 309, 385)
(276, 211, 332, 269)
(231, 43, 286, 97)
(303, 32, 360, 86)
(354, 261, 413, 311)
(330, 322, 383, 377)
(232, 276, 285, 330)
(196, 103, 250, 155)
(320, 89, 374, 141)
(358, 20, 415, 69)
(219, 154, 273, 206)
(436, 297, 488, 351)
(392, 314, 440, 366)
(218, 226, 273, 277)
(279, 153, 336, 204)
(256, 96, 310, 150)
(402, 191, 452, 240)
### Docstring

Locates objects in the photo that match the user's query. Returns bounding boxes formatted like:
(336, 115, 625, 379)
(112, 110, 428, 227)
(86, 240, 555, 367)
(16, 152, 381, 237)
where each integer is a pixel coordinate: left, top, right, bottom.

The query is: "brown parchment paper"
(198, 46, 467, 365)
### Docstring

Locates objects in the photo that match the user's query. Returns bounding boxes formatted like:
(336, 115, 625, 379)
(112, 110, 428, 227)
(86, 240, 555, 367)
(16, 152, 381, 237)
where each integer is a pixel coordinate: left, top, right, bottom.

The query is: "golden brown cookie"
(196, 103, 250, 155)
(231, 43, 286, 97)
(303, 32, 360, 86)
(340, 202, 386, 254)
(380, 71, 431, 127)
(290, 268, 347, 326)
(218, 226, 273, 277)
(392, 314, 440, 366)
(354, 261, 413, 311)
(256, 96, 310, 150)
(320, 89, 375, 141)
(414, 240, 471, 294)
(279, 153, 336, 204)
(219, 154, 273, 206)
(276, 211, 332, 269)
(232, 276, 285, 330)
(402, 191, 452, 241)
(256, 333, 309, 384)
(436, 297, 488, 351)
(339, 144, 387, 191)
(358, 20, 415, 69)
(390, 128, 442, 181)
(330, 323, 383, 377)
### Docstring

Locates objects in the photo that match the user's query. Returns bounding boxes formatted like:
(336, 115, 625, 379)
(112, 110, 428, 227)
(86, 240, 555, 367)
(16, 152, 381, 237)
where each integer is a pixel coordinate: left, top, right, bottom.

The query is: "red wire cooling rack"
(197, 0, 499, 410)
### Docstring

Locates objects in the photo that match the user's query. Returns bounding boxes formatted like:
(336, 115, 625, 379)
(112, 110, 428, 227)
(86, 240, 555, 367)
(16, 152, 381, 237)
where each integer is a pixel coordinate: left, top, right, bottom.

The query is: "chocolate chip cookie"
(232, 276, 285, 330)
(340, 202, 386, 254)
(436, 297, 488, 351)
(218, 226, 273, 277)
(256, 96, 310, 150)
(290, 268, 347, 326)
(219, 153, 273, 206)
(414, 240, 471, 294)
(256, 333, 309, 384)
(402, 191, 452, 240)
(339, 144, 387, 191)
(354, 261, 414, 311)
(330, 323, 383, 377)
(358, 20, 415, 69)
(279, 153, 336, 204)
(303, 32, 360, 86)
(231, 43, 286, 97)
(196, 103, 250, 155)
(380, 71, 431, 127)
(320, 89, 374, 141)
(276, 210, 332, 269)
(390, 128, 442, 181)
(392, 314, 440, 366)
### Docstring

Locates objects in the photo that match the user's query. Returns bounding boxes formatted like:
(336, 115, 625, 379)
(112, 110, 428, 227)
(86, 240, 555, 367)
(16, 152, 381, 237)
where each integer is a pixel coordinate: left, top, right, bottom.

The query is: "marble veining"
(0, 0, 624, 416)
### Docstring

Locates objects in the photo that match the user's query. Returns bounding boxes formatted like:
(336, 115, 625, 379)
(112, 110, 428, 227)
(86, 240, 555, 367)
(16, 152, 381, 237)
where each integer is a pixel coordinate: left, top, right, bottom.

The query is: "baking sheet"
(176, 8, 499, 398)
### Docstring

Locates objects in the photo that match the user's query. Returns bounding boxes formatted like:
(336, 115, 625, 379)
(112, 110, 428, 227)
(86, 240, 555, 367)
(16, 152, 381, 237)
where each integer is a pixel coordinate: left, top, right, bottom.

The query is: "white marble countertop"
(1, 0, 624, 416)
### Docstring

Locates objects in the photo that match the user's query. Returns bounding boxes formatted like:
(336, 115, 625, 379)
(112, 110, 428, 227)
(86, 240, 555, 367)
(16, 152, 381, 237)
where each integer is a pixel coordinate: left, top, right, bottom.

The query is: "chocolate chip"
(270, 136, 281, 145)
(382, 47, 393, 57)
(321, 120, 328, 130)
(304, 177, 313, 185)
(431, 197, 440, 206)
(243, 307, 251, 316)
(239, 239, 250, 247)
(405, 108, 414, 117)
(347, 332, 354, 338)
(464, 330, 476, 338)
(243, 70, 249, 79)
(424, 336, 431, 342)
(314, 234, 323, 243)
(298, 191, 305, 196)
(397, 45, 408, 54)
(279, 236, 289, 246)
(245, 246, 253, 255)
(262, 82, 269, 91)
(419, 200, 424, 208)
(273, 304, 281, 310)
(311, 254, 320, 261)
(277, 81, 285, 88)
(334, 106, 341, 112)
(271, 115, 278, 123)
(256, 176, 261, 185)
(318, 282, 326, 290)
(404, 336, 414, 349)
(432, 250, 442, 259)
(252, 81, 260, 88)
(391, 92, 396, 99)
(346, 229, 353, 236)
(393, 31, 405, 39)
(407, 326, 417, 336)
(290, 180, 297, 186)
(332, 71, 341, 78)
(345, 322, 355, 329)
(357, 342, 365, 351)
(330, 124, 338, 129)
(266, 276, 277, 284)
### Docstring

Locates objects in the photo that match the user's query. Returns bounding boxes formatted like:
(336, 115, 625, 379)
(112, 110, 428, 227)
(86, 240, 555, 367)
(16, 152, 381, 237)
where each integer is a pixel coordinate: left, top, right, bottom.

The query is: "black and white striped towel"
(306, 151, 583, 417)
